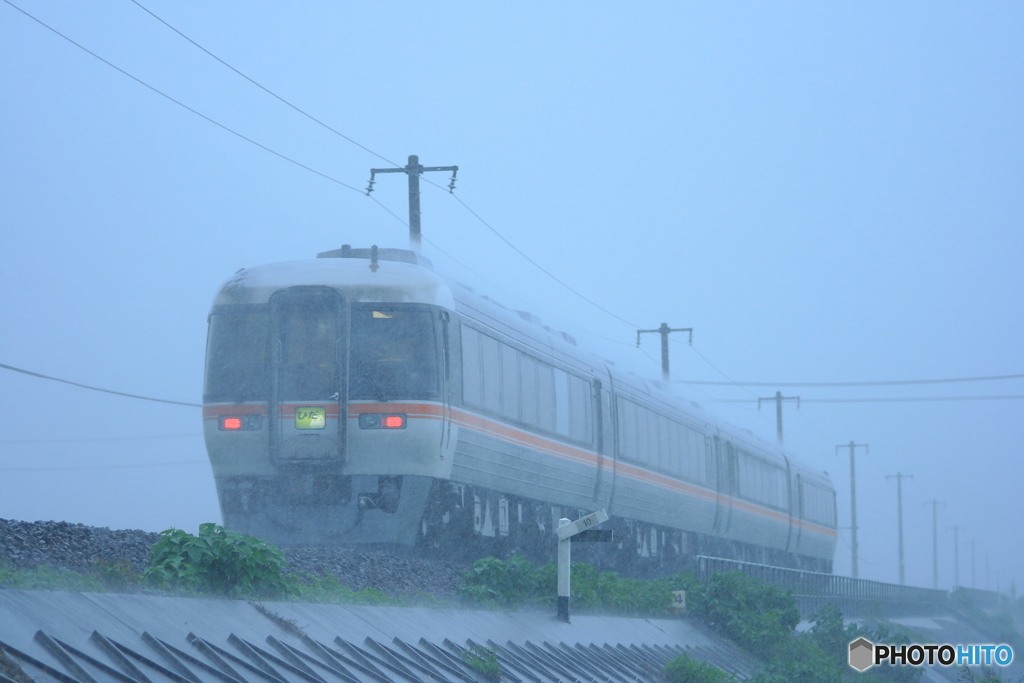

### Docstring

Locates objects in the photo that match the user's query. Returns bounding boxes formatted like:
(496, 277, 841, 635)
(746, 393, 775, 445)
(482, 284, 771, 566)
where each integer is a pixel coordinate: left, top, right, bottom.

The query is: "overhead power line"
(3, 0, 365, 195)
(128, 0, 644, 334)
(128, 0, 399, 168)
(669, 370, 1024, 387)
(0, 362, 201, 407)
(0, 433, 202, 444)
(0, 460, 207, 472)
(718, 395, 1024, 404)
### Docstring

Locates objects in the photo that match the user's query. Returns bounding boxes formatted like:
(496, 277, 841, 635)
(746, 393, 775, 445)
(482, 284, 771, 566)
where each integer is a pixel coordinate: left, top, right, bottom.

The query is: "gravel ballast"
(0, 518, 468, 599)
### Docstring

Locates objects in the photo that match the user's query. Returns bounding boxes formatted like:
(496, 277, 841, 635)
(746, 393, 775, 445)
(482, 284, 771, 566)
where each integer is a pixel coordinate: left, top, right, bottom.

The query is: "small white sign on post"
(556, 509, 609, 622)
(556, 509, 610, 541)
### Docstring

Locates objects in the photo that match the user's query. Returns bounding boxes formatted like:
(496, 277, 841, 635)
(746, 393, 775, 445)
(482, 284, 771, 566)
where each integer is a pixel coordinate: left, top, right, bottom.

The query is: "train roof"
(210, 253, 454, 309)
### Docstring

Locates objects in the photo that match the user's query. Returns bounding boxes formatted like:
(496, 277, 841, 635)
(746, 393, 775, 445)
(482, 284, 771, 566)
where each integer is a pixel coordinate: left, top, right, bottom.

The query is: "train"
(202, 244, 837, 573)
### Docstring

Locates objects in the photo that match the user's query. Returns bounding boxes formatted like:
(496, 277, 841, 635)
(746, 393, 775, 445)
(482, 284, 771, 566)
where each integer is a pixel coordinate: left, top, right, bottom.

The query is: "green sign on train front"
(295, 407, 326, 429)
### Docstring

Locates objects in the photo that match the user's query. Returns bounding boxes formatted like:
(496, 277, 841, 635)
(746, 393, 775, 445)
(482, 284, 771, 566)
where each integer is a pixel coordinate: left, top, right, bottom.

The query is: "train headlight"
(358, 413, 407, 429)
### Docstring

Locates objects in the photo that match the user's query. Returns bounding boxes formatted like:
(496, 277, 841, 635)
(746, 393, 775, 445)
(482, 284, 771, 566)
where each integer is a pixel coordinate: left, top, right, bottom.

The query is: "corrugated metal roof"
(0, 591, 756, 683)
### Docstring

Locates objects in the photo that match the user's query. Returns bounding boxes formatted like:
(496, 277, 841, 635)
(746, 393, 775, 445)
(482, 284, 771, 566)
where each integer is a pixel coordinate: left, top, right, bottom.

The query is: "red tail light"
(383, 415, 405, 428)
(222, 417, 242, 430)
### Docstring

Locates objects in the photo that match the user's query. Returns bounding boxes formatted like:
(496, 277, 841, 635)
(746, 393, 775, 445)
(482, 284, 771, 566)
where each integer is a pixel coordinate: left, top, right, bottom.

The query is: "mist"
(1, 2, 1021, 593)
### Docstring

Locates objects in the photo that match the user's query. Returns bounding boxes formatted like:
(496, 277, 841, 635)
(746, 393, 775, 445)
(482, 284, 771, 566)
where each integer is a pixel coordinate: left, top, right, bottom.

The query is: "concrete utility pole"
(886, 473, 913, 585)
(923, 500, 945, 589)
(759, 391, 800, 444)
(636, 324, 692, 381)
(971, 540, 976, 588)
(948, 525, 965, 587)
(365, 154, 458, 251)
(837, 442, 869, 579)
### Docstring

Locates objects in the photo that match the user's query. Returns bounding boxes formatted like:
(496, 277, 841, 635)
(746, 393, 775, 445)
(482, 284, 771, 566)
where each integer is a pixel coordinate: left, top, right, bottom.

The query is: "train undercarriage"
(217, 473, 832, 576)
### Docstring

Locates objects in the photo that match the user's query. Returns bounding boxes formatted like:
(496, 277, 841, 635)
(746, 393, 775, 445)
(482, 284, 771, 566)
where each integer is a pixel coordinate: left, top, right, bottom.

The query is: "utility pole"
(636, 324, 692, 381)
(365, 154, 458, 251)
(759, 391, 800, 444)
(837, 442, 868, 579)
(986, 554, 990, 590)
(886, 473, 913, 585)
(971, 540, 976, 588)
(923, 500, 945, 589)
(948, 525, 965, 587)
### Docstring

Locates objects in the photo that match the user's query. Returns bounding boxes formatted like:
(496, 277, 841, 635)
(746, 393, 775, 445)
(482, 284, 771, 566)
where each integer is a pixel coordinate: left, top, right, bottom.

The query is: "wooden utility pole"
(837, 442, 869, 579)
(636, 324, 692, 381)
(923, 500, 945, 589)
(365, 154, 458, 251)
(759, 391, 800, 444)
(886, 472, 913, 585)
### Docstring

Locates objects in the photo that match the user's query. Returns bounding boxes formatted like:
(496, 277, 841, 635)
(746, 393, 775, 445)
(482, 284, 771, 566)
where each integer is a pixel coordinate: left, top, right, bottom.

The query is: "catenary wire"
(3, 0, 366, 196)
(0, 433, 202, 444)
(128, 0, 400, 168)
(0, 460, 207, 472)
(718, 395, 1024, 404)
(128, 0, 647, 333)
(0, 362, 201, 407)
(20, 1, 1019, 415)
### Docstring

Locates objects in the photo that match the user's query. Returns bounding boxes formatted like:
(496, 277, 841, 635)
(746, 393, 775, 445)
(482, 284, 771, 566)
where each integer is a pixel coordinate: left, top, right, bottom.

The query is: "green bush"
(664, 654, 733, 683)
(458, 554, 673, 615)
(144, 523, 293, 597)
(684, 571, 799, 660)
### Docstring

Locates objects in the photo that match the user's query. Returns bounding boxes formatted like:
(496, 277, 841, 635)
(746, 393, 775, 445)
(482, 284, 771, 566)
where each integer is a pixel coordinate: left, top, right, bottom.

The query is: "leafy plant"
(683, 571, 799, 660)
(461, 644, 501, 682)
(664, 653, 734, 683)
(143, 523, 293, 597)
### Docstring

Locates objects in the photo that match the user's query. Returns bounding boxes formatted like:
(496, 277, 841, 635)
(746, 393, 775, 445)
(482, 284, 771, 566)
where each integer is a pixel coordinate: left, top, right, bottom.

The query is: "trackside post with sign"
(556, 509, 610, 622)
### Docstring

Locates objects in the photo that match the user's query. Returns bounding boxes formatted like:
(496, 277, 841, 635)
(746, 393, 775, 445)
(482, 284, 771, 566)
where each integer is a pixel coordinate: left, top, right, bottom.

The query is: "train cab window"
(350, 305, 438, 400)
(205, 305, 270, 403)
(277, 298, 341, 401)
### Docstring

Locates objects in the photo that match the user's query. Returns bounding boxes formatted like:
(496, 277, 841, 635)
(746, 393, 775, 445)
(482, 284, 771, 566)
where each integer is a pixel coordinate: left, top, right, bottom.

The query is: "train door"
(269, 286, 347, 464)
(713, 437, 736, 535)
(792, 474, 805, 554)
(590, 372, 616, 509)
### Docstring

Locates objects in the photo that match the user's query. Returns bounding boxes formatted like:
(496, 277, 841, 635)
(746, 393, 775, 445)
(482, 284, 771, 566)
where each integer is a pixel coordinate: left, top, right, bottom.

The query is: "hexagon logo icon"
(849, 638, 875, 672)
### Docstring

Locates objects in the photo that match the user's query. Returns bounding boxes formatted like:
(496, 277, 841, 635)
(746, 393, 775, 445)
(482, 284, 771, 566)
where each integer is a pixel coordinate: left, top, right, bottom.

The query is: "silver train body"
(203, 246, 837, 572)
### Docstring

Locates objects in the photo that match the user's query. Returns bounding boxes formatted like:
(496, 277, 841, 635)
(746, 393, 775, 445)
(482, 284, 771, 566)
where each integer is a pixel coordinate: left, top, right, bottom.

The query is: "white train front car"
(203, 246, 837, 572)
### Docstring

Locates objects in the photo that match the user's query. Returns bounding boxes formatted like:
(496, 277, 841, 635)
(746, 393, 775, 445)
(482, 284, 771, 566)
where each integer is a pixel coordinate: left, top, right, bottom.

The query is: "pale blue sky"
(1, 2, 1021, 591)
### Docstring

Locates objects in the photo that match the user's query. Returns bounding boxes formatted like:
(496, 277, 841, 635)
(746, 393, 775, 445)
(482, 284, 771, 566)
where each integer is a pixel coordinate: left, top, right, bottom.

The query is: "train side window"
(480, 334, 501, 414)
(537, 361, 556, 432)
(553, 368, 570, 436)
(500, 344, 520, 421)
(520, 354, 539, 427)
(568, 374, 590, 442)
(659, 415, 672, 471)
(637, 404, 650, 465)
(687, 427, 707, 482)
(461, 326, 482, 406)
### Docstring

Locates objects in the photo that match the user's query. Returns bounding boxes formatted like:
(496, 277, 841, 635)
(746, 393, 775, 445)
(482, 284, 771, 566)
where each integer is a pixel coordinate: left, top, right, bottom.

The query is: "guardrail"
(693, 556, 951, 618)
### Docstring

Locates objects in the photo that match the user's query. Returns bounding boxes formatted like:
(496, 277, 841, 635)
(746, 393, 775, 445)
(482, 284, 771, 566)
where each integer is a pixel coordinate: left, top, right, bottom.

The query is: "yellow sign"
(295, 407, 326, 429)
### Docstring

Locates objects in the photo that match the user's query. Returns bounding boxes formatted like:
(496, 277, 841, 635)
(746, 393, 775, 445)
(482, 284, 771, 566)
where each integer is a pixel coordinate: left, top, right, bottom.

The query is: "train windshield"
(349, 305, 438, 401)
(204, 305, 269, 403)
